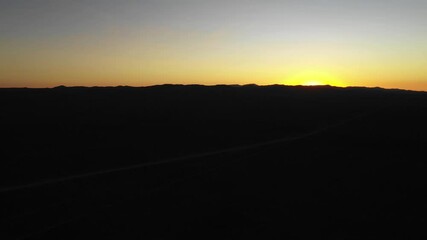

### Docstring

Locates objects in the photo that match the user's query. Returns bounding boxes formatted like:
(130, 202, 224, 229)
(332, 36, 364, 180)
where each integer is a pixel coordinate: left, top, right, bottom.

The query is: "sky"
(1, 0, 427, 90)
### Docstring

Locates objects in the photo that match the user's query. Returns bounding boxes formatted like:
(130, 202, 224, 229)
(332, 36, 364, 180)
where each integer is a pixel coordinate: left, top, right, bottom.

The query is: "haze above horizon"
(1, 0, 427, 90)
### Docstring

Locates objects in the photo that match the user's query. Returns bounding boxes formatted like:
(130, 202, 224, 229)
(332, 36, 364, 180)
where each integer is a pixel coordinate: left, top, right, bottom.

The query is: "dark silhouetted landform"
(2, 84, 427, 239)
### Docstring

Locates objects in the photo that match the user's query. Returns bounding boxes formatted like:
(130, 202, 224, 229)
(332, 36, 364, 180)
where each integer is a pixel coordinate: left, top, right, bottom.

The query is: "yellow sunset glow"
(283, 69, 345, 87)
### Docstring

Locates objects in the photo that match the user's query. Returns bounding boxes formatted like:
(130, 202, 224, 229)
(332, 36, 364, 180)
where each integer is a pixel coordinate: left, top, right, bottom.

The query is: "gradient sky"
(1, 0, 427, 90)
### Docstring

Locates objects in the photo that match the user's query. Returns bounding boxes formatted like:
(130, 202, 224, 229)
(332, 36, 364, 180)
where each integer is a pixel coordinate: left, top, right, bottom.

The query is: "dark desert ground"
(2, 84, 427, 239)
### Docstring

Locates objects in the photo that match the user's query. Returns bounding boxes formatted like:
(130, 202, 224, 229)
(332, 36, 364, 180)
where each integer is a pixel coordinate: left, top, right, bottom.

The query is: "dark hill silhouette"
(2, 85, 427, 239)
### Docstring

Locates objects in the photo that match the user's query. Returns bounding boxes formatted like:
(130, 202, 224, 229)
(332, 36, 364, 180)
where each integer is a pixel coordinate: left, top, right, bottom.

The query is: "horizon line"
(0, 84, 424, 93)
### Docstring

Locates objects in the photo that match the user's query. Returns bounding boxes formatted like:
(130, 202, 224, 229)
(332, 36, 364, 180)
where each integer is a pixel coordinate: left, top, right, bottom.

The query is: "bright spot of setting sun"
(302, 80, 324, 86)
(284, 69, 344, 87)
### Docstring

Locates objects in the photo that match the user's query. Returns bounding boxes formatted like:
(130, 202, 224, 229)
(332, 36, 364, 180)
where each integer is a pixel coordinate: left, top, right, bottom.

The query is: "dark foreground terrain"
(2, 84, 427, 239)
